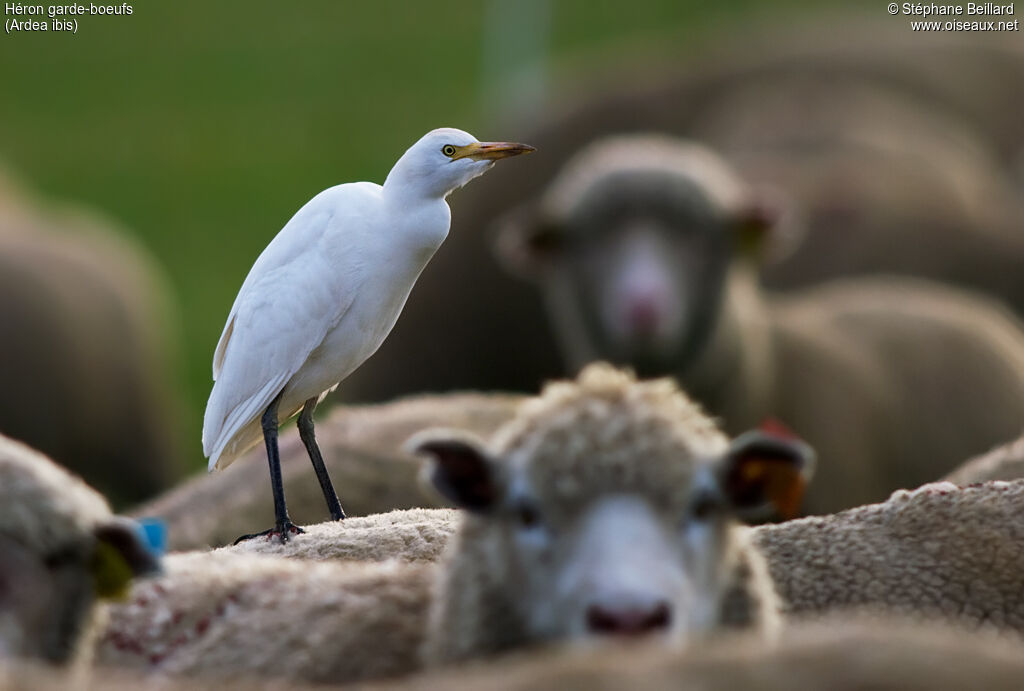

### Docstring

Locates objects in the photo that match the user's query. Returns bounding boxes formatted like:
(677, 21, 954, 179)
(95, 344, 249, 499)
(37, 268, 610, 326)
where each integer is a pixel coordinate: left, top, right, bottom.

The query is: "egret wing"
(203, 189, 374, 467)
(212, 197, 347, 381)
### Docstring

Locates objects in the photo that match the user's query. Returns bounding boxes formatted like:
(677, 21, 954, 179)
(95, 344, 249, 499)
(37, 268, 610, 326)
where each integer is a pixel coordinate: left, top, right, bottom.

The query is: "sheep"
(0, 167, 185, 507)
(0, 434, 158, 667)
(490, 134, 1024, 513)
(130, 392, 522, 550)
(230, 481, 1024, 637)
(23, 619, 1024, 690)
(96, 552, 434, 685)
(340, 25, 1024, 407)
(223, 508, 460, 563)
(101, 365, 811, 682)
(412, 363, 813, 664)
(754, 480, 1024, 629)
(684, 62, 1024, 297)
(0, 658, 322, 691)
(94, 450, 1024, 683)
(943, 434, 1024, 485)
(368, 617, 1024, 691)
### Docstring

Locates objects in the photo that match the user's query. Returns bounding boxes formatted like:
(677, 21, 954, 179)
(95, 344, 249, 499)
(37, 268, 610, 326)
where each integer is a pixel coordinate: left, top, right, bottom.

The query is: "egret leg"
(298, 397, 346, 521)
(233, 391, 304, 545)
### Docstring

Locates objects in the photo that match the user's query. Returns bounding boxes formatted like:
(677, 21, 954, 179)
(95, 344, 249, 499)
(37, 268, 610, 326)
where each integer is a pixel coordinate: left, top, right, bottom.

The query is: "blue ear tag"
(135, 517, 168, 557)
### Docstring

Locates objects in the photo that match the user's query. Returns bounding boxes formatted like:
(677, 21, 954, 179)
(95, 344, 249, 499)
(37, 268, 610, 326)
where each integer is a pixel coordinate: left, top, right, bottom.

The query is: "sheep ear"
(492, 203, 565, 279)
(90, 518, 161, 599)
(719, 427, 816, 522)
(408, 432, 502, 513)
(734, 185, 787, 259)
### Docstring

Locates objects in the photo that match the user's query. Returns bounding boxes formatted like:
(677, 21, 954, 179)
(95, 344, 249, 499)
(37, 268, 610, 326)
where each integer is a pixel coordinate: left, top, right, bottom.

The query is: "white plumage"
(202, 128, 534, 482)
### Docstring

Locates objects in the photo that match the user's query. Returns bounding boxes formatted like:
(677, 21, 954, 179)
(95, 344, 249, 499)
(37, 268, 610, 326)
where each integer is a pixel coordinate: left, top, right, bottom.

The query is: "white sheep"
(944, 433, 1024, 485)
(412, 363, 812, 664)
(223, 508, 460, 563)
(96, 552, 433, 684)
(755, 480, 1024, 630)
(492, 134, 1024, 515)
(367, 616, 1024, 691)
(0, 434, 158, 666)
(232, 476, 1024, 636)
(101, 368, 1024, 686)
(100, 365, 811, 683)
(0, 657, 323, 690)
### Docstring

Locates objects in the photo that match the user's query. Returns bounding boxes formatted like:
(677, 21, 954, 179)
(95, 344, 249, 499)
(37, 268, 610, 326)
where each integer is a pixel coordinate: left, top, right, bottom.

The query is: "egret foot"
(233, 520, 305, 545)
(240, 391, 309, 547)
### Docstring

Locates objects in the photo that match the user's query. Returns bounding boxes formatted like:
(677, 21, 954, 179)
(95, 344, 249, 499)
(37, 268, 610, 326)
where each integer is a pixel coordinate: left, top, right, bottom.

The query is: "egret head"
(385, 128, 535, 199)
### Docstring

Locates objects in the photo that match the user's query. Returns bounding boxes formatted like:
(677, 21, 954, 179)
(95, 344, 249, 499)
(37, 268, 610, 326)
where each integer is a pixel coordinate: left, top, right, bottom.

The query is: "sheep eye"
(516, 503, 543, 529)
(442, 144, 457, 157)
(690, 491, 720, 522)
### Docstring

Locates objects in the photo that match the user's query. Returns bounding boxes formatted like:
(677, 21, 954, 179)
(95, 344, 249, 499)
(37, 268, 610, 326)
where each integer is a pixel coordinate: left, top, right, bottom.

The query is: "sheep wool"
(944, 433, 1024, 485)
(755, 480, 1024, 631)
(97, 552, 434, 684)
(224, 508, 460, 563)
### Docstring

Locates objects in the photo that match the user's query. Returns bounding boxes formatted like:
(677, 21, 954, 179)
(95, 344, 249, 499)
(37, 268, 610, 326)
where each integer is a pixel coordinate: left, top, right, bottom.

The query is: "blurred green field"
(0, 0, 852, 470)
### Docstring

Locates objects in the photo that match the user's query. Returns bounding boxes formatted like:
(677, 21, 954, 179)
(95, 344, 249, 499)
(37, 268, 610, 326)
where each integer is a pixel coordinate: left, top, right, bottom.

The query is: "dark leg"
(233, 391, 305, 545)
(298, 397, 346, 520)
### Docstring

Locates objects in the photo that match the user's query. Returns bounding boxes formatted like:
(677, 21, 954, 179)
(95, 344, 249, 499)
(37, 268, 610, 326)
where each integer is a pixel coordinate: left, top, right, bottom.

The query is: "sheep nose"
(626, 299, 662, 335)
(623, 291, 668, 336)
(586, 601, 672, 636)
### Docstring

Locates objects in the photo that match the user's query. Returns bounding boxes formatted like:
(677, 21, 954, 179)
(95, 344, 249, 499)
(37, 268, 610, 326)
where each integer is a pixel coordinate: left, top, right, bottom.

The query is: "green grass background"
(0, 0, 853, 471)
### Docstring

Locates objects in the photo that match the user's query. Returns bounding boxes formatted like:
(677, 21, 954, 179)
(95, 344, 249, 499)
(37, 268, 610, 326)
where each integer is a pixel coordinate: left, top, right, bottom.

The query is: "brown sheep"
(492, 135, 1024, 513)
(0, 434, 158, 666)
(0, 168, 184, 507)
(342, 24, 1024, 405)
(686, 63, 1024, 295)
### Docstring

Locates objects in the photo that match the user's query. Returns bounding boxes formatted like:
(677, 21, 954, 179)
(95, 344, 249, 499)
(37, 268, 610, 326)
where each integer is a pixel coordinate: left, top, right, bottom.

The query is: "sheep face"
(0, 434, 161, 665)
(413, 366, 812, 655)
(0, 518, 159, 664)
(494, 136, 779, 376)
(507, 490, 728, 641)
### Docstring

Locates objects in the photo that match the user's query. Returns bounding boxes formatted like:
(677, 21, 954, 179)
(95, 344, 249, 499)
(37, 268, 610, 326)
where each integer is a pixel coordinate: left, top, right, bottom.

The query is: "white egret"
(202, 128, 534, 542)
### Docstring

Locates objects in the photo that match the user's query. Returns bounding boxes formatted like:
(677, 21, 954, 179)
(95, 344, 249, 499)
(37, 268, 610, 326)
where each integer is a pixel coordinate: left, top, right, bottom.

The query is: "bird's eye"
(442, 144, 457, 157)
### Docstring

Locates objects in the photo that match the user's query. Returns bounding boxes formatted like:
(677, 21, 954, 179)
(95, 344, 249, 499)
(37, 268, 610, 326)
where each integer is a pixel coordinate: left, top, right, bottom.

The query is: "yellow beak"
(453, 141, 536, 161)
